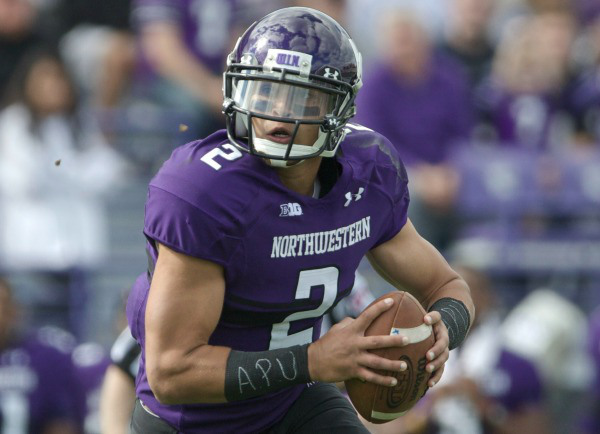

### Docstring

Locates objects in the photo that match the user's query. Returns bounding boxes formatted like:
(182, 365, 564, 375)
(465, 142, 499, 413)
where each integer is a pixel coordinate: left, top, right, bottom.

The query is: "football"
(345, 291, 434, 424)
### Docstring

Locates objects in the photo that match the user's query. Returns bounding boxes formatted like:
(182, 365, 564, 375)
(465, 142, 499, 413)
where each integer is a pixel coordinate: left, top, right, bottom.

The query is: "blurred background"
(0, 0, 599, 433)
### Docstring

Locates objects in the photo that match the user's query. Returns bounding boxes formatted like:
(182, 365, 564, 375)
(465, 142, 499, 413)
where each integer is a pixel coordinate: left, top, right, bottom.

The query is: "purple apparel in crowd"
(131, 0, 245, 76)
(72, 342, 111, 434)
(354, 55, 474, 166)
(0, 329, 85, 433)
(576, 0, 600, 24)
(566, 71, 600, 141)
(484, 349, 543, 412)
(478, 83, 570, 150)
(127, 126, 410, 433)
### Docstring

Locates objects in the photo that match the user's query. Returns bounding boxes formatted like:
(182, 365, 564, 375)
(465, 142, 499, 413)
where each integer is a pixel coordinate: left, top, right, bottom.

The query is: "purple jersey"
(354, 55, 474, 166)
(72, 343, 111, 434)
(483, 349, 543, 412)
(127, 125, 410, 432)
(0, 330, 84, 434)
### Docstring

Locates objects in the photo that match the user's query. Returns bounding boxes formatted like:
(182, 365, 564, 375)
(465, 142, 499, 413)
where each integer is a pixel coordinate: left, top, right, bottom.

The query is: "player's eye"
(257, 83, 272, 97)
(299, 105, 323, 117)
(251, 98, 268, 113)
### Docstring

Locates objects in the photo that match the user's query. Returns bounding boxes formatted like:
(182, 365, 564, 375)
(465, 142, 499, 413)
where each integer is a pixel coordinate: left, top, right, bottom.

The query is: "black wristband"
(224, 344, 311, 402)
(428, 298, 471, 350)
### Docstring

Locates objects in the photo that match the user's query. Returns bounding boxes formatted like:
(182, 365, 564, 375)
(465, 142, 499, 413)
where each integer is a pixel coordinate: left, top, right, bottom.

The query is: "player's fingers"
(335, 317, 354, 328)
(428, 363, 445, 387)
(359, 334, 408, 350)
(425, 347, 449, 377)
(426, 332, 449, 362)
(358, 353, 408, 372)
(354, 297, 395, 331)
(424, 311, 442, 325)
(355, 367, 399, 388)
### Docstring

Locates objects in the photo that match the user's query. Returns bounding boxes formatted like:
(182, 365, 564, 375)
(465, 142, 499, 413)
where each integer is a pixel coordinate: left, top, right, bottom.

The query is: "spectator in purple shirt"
(477, 12, 577, 150)
(354, 9, 474, 250)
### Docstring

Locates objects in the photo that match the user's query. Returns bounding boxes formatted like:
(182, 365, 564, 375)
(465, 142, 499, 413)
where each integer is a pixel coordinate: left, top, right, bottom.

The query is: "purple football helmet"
(223, 7, 363, 165)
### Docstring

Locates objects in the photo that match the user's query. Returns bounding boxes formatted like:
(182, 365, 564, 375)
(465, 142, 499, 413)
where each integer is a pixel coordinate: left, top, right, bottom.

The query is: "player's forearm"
(147, 343, 312, 405)
(147, 343, 230, 404)
(423, 275, 474, 326)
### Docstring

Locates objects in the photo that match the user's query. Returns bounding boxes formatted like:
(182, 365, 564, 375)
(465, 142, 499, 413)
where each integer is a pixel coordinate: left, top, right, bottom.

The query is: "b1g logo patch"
(280, 203, 303, 217)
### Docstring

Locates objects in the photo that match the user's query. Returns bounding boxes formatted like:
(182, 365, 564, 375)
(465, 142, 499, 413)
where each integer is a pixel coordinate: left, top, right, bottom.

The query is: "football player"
(0, 278, 84, 434)
(127, 7, 475, 433)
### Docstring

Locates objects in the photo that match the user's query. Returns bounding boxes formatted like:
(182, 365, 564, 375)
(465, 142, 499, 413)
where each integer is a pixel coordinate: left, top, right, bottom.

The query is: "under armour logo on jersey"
(344, 188, 364, 207)
(323, 67, 340, 80)
(280, 203, 303, 217)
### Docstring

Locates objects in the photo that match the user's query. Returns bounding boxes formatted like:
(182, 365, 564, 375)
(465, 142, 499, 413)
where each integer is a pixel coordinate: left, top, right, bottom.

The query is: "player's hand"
(423, 311, 449, 387)
(308, 297, 409, 387)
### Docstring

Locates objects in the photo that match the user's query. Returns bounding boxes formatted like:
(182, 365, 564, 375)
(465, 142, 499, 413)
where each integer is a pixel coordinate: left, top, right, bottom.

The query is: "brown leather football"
(345, 291, 434, 424)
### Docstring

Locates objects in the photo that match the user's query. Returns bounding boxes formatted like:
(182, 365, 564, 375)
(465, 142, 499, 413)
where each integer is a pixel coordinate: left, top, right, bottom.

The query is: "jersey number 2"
(201, 144, 242, 170)
(269, 267, 339, 350)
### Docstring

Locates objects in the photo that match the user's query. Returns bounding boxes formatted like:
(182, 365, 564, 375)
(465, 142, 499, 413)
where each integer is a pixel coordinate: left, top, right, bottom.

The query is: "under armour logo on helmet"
(240, 54, 254, 65)
(323, 68, 340, 80)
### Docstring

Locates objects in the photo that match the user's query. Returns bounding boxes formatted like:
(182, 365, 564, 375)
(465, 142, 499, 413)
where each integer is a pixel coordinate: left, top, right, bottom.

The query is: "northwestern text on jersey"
(270, 217, 371, 258)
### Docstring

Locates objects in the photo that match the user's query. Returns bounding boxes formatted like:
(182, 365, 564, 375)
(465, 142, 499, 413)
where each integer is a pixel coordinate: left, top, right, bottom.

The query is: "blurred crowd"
(0, 0, 599, 433)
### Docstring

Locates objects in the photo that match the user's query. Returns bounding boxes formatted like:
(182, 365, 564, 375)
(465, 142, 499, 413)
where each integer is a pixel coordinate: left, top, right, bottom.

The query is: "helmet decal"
(263, 49, 313, 77)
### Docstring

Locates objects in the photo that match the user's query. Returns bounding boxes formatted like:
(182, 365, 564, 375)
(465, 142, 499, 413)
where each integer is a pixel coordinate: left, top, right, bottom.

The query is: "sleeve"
(144, 186, 240, 267)
(110, 327, 141, 382)
(369, 135, 411, 247)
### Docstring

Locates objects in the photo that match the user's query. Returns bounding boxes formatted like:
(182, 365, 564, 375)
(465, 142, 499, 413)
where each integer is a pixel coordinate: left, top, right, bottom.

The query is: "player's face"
(251, 117, 320, 147)
(245, 81, 332, 146)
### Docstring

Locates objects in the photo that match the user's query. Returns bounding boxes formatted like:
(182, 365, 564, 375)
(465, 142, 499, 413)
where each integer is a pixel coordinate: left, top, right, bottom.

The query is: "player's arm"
(367, 218, 475, 385)
(99, 365, 136, 434)
(140, 22, 223, 112)
(145, 243, 409, 404)
(144, 242, 230, 404)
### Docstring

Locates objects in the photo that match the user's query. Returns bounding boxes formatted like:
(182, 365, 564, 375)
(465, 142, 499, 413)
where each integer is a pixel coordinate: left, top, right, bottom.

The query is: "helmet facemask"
(223, 49, 360, 166)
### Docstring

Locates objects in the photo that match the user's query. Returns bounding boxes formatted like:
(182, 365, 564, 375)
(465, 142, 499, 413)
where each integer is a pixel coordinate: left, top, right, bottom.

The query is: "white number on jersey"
(269, 267, 339, 349)
(200, 144, 243, 170)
